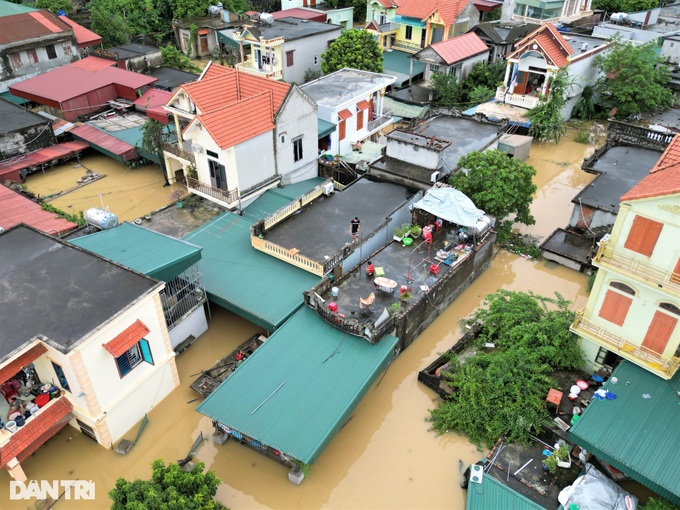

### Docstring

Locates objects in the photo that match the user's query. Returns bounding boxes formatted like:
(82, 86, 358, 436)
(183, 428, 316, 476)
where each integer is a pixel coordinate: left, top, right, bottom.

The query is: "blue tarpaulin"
(414, 188, 485, 227)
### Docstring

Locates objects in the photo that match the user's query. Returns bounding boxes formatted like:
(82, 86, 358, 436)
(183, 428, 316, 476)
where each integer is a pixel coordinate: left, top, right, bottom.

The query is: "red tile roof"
(0, 397, 73, 468)
(0, 344, 48, 386)
(102, 320, 150, 357)
(508, 23, 573, 68)
(377, 0, 405, 7)
(397, 0, 469, 25)
(0, 9, 70, 45)
(621, 135, 680, 201)
(0, 185, 78, 235)
(58, 15, 102, 48)
(193, 92, 276, 149)
(430, 32, 488, 64)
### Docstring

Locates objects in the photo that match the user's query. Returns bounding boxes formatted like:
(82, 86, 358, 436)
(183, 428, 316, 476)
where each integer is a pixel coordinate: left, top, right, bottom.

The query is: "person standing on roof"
(350, 217, 361, 243)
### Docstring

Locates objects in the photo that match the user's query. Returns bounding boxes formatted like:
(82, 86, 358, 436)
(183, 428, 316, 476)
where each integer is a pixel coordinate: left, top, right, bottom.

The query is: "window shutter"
(624, 215, 663, 256)
(339, 119, 346, 141)
(140, 338, 154, 365)
(642, 311, 677, 355)
(639, 219, 662, 256)
(598, 289, 632, 326)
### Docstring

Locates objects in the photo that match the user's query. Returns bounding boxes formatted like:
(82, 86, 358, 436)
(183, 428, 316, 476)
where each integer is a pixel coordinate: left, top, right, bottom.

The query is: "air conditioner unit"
(192, 144, 204, 154)
(469, 464, 484, 485)
(323, 182, 334, 196)
(430, 171, 440, 183)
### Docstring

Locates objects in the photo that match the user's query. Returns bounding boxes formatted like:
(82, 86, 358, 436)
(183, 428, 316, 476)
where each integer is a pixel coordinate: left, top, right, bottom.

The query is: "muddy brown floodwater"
(23, 154, 185, 223)
(1, 127, 596, 509)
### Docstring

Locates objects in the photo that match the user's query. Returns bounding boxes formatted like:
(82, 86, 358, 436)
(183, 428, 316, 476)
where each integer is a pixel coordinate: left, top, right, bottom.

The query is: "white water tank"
(260, 13, 275, 25)
(84, 207, 119, 230)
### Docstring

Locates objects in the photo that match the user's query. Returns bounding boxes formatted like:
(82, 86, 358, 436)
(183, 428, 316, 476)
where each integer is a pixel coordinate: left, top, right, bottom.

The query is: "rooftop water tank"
(84, 207, 119, 230)
(260, 12, 275, 25)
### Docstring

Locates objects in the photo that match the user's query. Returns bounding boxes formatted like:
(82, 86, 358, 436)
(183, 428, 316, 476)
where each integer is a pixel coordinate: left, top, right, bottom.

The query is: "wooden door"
(642, 311, 677, 355)
(200, 36, 209, 53)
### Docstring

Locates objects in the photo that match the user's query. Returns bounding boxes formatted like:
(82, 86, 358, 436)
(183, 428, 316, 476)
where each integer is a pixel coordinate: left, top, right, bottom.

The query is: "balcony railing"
(594, 241, 680, 296)
(235, 56, 283, 80)
(368, 114, 392, 133)
(571, 311, 679, 379)
(186, 176, 239, 206)
(0, 395, 73, 443)
(495, 87, 540, 109)
(162, 140, 195, 165)
(392, 41, 422, 53)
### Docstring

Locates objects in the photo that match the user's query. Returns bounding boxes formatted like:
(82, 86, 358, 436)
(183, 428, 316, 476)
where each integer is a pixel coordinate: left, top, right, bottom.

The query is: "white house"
(494, 23, 609, 119)
(162, 62, 319, 210)
(412, 32, 489, 82)
(300, 68, 397, 155)
(232, 17, 342, 84)
(0, 225, 180, 481)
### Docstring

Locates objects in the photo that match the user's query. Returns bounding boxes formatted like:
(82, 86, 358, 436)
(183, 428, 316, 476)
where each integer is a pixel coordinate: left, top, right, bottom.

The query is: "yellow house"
(571, 136, 680, 380)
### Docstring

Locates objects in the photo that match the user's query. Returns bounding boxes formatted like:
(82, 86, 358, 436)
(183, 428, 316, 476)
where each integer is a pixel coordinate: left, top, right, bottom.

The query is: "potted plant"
(542, 454, 558, 474)
(399, 291, 412, 302)
(388, 301, 402, 314)
(410, 224, 422, 238)
(555, 443, 571, 469)
(393, 225, 406, 242)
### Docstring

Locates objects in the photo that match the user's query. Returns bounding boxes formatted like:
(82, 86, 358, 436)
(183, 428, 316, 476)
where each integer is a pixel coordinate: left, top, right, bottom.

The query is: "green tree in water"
(321, 29, 383, 74)
(109, 460, 228, 509)
(527, 67, 571, 143)
(594, 38, 673, 119)
(430, 73, 463, 107)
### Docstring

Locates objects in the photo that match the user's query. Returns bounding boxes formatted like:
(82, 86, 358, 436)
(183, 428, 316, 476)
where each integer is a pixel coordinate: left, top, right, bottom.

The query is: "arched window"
(609, 282, 636, 295)
(659, 302, 680, 316)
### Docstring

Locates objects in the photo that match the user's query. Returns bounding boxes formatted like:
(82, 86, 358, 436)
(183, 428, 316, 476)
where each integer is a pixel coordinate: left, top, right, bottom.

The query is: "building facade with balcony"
(0, 225, 180, 481)
(300, 68, 397, 156)
(511, 0, 593, 24)
(232, 17, 341, 85)
(389, 0, 479, 54)
(163, 63, 319, 210)
(570, 135, 680, 380)
(495, 24, 608, 119)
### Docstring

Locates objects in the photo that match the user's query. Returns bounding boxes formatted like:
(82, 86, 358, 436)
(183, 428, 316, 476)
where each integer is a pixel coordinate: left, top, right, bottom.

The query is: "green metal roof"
(71, 222, 202, 282)
(196, 306, 399, 464)
(382, 49, 425, 76)
(241, 177, 325, 222)
(0, 91, 30, 105)
(318, 118, 336, 139)
(383, 97, 429, 119)
(466, 472, 545, 510)
(569, 361, 680, 505)
(183, 212, 320, 330)
(0, 0, 38, 16)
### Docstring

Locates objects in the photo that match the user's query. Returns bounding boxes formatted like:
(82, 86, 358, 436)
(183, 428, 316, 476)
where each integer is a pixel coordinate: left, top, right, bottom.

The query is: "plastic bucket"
(6, 421, 17, 433)
(15, 415, 25, 427)
(30, 405, 39, 415)
(331, 287, 339, 297)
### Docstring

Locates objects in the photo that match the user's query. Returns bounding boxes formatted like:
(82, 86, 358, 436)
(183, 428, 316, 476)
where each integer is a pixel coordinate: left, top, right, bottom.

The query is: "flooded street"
(24, 153, 185, 222)
(1, 126, 596, 509)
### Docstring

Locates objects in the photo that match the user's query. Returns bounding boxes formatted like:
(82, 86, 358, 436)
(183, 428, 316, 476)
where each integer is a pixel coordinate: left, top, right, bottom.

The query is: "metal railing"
(160, 263, 207, 330)
(251, 236, 324, 275)
(235, 55, 283, 80)
(261, 179, 330, 231)
(392, 40, 422, 53)
(186, 176, 239, 206)
(571, 312, 679, 378)
(607, 120, 676, 148)
(368, 114, 392, 132)
(162, 140, 195, 164)
(495, 87, 540, 109)
(594, 241, 680, 295)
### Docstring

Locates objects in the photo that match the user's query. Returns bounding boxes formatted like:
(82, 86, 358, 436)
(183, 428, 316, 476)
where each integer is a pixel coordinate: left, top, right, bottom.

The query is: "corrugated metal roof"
(0, 184, 77, 235)
(196, 306, 399, 463)
(0, 1, 38, 16)
(0, 9, 69, 44)
(318, 118, 336, 138)
(569, 361, 680, 505)
(383, 97, 428, 119)
(0, 141, 89, 181)
(70, 124, 138, 162)
(183, 212, 320, 330)
(241, 177, 325, 222)
(58, 15, 101, 47)
(466, 473, 545, 510)
(71, 222, 202, 282)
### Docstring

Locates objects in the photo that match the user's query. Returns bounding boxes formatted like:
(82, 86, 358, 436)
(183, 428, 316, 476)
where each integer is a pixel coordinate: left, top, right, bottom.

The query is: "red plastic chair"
(1, 381, 19, 404)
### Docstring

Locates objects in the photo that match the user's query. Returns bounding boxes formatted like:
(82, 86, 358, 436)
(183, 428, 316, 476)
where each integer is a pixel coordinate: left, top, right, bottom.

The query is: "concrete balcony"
(186, 176, 239, 208)
(368, 114, 392, 134)
(495, 87, 540, 109)
(162, 140, 195, 165)
(571, 311, 680, 379)
(594, 241, 680, 298)
(235, 56, 283, 81)
(391, 41, 422, 54)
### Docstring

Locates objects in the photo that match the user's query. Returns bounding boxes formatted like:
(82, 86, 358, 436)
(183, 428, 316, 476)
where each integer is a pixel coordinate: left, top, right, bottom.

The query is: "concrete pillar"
(6, 458, 27, 482)
(504, 63, 511, 86)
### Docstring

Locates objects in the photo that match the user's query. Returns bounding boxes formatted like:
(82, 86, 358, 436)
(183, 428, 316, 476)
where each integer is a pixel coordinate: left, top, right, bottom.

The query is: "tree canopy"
(430, 60, 505, 109)
(321, 29, 383, 75)
(90, 0, 171, 47)
(594, 39, 674, 119)
(593, 0, 658, 13)
(35, 0, 74, 14)
(161, 45, 201, 73)
(428, 291, 583, 447)
(109, 460, 228, 510)
(526, 67, 571, 143)
(448, 149, 537, 228)
(323, 0, 367, 21)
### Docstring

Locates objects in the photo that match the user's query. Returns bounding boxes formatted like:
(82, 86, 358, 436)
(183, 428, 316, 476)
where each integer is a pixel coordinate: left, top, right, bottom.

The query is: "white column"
(504, 62, 511, 86)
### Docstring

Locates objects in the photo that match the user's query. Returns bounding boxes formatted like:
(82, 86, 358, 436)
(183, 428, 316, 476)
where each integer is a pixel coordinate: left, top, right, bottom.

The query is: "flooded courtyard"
(1, 126, 597, 509)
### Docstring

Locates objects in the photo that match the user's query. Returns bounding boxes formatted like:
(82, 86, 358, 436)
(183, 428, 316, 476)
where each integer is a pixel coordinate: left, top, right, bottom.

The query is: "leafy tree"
(466, 85, 495, 107)
(324, 0, 366, 21)
(90, 0, 170, 47)
(109, 460, 228, 510)
(526, 67, 571, 143)
(430, 72, 463, 107)
(141, 119, 170, 185)
(594, 38, 673, 119)
(593, 0, 658, 12)
(174, 0, 211, 18)
(572, 85, 595, 120)
(90, 2, 132, 48)
(463, 60, 506, 92)
(449, 149, 537, 229)
(161, 45, 202, 72)
(35, 0, 74, 14)
(642, 498, 680, 510)
(321, 29, 383, 74)
(428, 291, 583, 447)
(304, 68, 322, 83)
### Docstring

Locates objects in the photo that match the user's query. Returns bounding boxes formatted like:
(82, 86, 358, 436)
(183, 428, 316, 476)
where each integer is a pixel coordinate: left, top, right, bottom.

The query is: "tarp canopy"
(414, 187, 485, 227)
